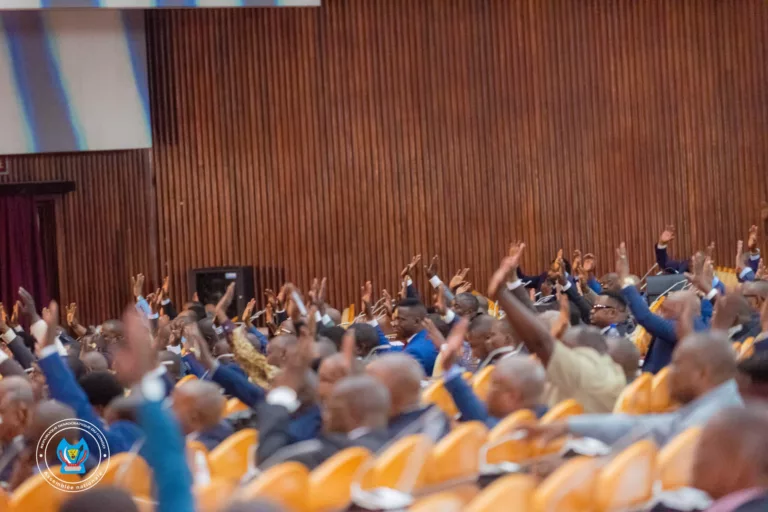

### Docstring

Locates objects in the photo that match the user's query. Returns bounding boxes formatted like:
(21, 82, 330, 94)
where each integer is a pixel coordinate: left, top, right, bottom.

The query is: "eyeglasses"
(591, 304, 615, 311)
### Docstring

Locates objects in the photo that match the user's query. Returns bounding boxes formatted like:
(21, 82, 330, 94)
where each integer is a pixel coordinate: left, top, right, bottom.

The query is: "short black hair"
(455, 293, 480, 311)
(317, 325, 345, 349)
(78, 371, 125, 408)
(600, 290, 627, 310)
(183, 302, 207, 322)
(739, 352, 768, 384)
(60, 486, 138, 512)
(348, 324, 380, 355)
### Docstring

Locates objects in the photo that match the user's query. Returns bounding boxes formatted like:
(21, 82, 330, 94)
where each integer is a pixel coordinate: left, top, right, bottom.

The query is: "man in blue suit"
(391, 298, 438, 376)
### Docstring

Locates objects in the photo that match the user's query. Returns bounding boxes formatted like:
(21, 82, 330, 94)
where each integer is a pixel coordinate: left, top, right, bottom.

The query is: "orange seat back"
(613, 373, 652, 414)
(10, 469, 82, 512)
(239, 461, 308, 511)
(594, 439, 657, 512)
(409, 491, 466, 512)
(467, 474, 536, 512)
(471, 365, 495, 401)
(487, 409, 536, 443)
(195, 477, 236, 512)
(540, 399, 584, 424)
(176, 374, 197, 387)
(208, 428, 258, 483)
(308, 447, 371, 512)
(421, 380, 458, 417)
(650, 368, 673, 412)
(97, 452, 152, 498)
(429, 421, 488, 484)
(657, 427, 702, 490)
(739, 337, 756, 361)
(225, 397, 250, 416)
(358, 434, 433, 493)
(532, 456, 600, 512)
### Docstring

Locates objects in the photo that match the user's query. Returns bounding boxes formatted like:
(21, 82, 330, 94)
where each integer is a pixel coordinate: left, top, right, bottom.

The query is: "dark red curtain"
(0, 196, 49, 312)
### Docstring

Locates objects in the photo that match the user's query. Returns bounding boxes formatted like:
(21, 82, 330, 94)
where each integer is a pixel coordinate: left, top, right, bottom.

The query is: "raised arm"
(488, 248, 556, 365)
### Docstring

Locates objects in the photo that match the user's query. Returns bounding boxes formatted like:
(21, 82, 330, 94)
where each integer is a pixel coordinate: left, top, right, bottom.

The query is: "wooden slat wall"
(4, 0, 768, 322)
(0, 151, 155, 324)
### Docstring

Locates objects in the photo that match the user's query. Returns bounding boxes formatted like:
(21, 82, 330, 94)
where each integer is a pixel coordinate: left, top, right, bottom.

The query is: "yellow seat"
(429, 421, 488, 484)
(532, 456, 600, 512)
(238, 461, 308, 511)
(540, 399, 584, 424)
(224, 397, 251, 416)
(308, 447, 371, 512)
(409, 491, 466, 512)
(733, 342, 742, 354)
(466, 474, 536, 512)
(96, 452, 152, 498)
(341, 304, 355, 326)
(10, 469, 82, 512)
(657, 428, 702, 490)
(0, 488, 8, 512)
(195, 477, 236, 512)
(594, 439, 657, 512)
(650, 367, 674, 413)
(208, 428, 258, 483)
(421, 380, 458, 417)
(739, 337, 756, 360)
(359, 434, 433, 493)
(613, 373, 652, 414)
(488, 409, 536, 443)
(471, 365, 495, 401)
(176, 374, 197, 387)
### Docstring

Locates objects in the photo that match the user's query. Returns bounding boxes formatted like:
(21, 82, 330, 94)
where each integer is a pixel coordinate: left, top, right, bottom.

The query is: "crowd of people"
(1, 223, 768, 511)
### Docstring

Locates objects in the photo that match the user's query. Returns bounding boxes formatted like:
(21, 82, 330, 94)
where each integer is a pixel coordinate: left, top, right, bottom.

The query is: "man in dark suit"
(258, 375, 390, 470)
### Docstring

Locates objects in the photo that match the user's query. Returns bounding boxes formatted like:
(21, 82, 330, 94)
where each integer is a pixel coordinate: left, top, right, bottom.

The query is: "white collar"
(347, 427, 371, 440)
(148, 365, 168, 379)
(728, 325, 744, 338)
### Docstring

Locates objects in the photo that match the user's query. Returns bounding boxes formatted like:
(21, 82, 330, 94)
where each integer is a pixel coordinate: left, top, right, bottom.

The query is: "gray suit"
(568, 379, 743, 447)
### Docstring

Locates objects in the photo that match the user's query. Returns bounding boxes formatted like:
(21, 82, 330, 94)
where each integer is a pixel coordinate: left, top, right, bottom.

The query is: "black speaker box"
(187, 266, 254, 319)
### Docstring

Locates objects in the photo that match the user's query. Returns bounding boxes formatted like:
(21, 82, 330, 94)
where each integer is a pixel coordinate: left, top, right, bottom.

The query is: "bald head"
(81, 351, 109, 373)
(366, 353, 424, 417)
(29, 400, 76, 442)
(661, 290, 701, 320)
(325, 308, 342, 326)
(561, 325, 608, 354)
(171, 380, 225, 435)
(606, 336, 640, 383)
(693, 406, 768, 500)
(476, 296, 490, 315)
(669, 331, 737, 404)
(454, 293, 480, 318)
(0, 377, 36, 443)
(314, 338, 338, 360)
(266, 335, 298, 368)
(324, 375, 391, 434)
(317, 353, 360, 403)
(487, 356, 546, 418)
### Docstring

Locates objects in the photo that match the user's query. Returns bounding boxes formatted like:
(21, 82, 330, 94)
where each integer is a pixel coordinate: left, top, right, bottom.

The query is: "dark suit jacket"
(259, 429, 389, 471)
(256, 402, 323, 464)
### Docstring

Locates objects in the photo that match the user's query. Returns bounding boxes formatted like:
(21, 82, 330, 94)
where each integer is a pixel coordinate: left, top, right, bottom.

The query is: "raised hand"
(440, 317, 468, 373)
(488, 252, 523, 299)
(401, 254, 422, 279)
(583, 253, 596, 273)
(423, 317, 447, 351)
(9, 302, 19, 329)
(736, 240, 745, 271)
(757, 259, 767, 281)
(572, 250, 583, 273)
(242, 298, 256, 327)
(381, 289, 394, 318)
(449, 268, 470, 291)
(341, 330, 356, 368)
(616, 242, 629, 280)
(215, 282, 236, 323)
(705, 241, 716, 260)
(276, 284, 289, 309)
(507, 241, 526, 278)
(748, 225, 759, 252)
(0, 304, 8, 333)
(659, 225, 676, 245)
(434, 285, 448, 315)
(761, 293, 768, 334)
(551, 286, 570, 339)
(40, 300, 59, 352)
(131, 273, 145, 299)
(18, 287, 41, 324)
(317, 277, 327, 306)
(456, 282, 473, 295)
(361, 281, 374, 320)
(424, 255, 439, 280)
(66, 303, 78, 327)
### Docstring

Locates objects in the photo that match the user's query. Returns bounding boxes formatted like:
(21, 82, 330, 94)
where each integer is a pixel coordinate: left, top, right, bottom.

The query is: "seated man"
(488, 256, 627, 413)
(317, 353, 363, 404)
(693, 406, 768, 511)
(391, 299, 438, 376)
(588, 290, 635, 337)
(0, 377, 35, 484)
(366, 353, 451, 440)
(606, 335, 641, 384)
(439, 319, 547, 427)
(259, 375, 390, 470)
(526, 331, 743, 447)
(172, 379, 233, 451)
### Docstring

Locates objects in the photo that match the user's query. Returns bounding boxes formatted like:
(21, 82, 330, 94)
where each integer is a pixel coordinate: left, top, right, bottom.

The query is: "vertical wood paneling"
(4, 0, 768, 323)
(0, 151, 154, 325)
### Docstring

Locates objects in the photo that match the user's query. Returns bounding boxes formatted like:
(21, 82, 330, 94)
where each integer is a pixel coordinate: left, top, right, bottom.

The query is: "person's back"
(366, 354, 450, 440)
(60, 486, 138, 512)
(693, 406, 768, 511)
